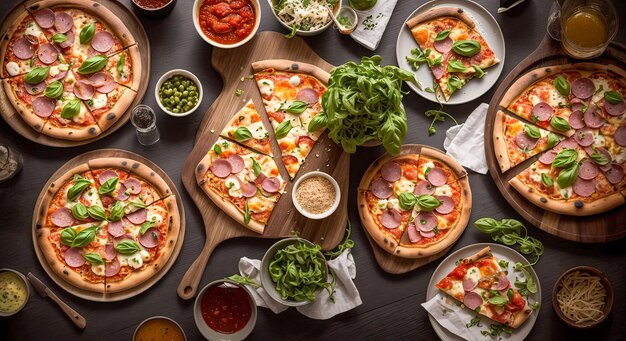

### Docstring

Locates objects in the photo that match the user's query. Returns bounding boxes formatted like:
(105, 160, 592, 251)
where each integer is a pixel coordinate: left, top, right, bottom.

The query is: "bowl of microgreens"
(260, 237, 329, 307)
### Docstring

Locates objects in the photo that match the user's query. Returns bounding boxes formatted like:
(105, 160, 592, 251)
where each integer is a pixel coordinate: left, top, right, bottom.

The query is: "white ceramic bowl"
(192, 0, 261, 48)
(133, 316, 187, 341)
(260, 238, 328, 307)
(291, 171, 340, 219)
(0, 268, 29, 317)
(155, 69, 203, 117)
(194, 279, 257, 341)
(269, 0, 340, 37)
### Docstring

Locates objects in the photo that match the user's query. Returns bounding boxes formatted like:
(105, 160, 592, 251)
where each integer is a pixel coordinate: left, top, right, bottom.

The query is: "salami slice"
(434, 37, 453, 53)
(126, 209, 147, 224)
(241, 181, 257, 198)
(568, 110, 585, 129)
(370, 177, 392, 199)
(605, 164, 624, 184)
(431, 66, 444, 80)
(54, 12, 73, 33)
(12, 38, 34, 59)
(261, 177, 281, 193)
(33, 8, 55, 29)
(532, 102, 554, 121)
(578, 160, 599, 180)
(210, 159, 232, 178)
(572, 177, 596, 197)
(227, 154, 245, 174)
(32, 97, 55, 118)
(571, 78, 595, 99)
(116, 185, 129, 201)
(614, 126, 626, 147)
(604, 99, 626, 116)
(58, 30, 75, 49)
(123, 178, 142, 195)
(91, 31, 114, 53)
(51, 208, 74, 227)
(406, 222, 422, 243)
(415, 212, 437, 232)
(107, 220, 126, 238)
(64, 248, 85, 268)
(25, 81, 45, 95)
(105, 244, 117, 261)
(73, 80, 95, 100)
(296, 88, 319, 105)
(98, 170, 118, 184)
(420, 230, 436, 238)
(538, 150, 557, 165)
(49, 69, 67, 82)
(37, 43, 59, 65)
(381, 162, 402, 182)
(139, 228, 160, 248)
(413, 181, 435, 195)
(435, 196, 454, 214)
(493, 274, 510, 290)
(555, 138, 578, 152)
(89, 72, 116, 93)
(380, 209, 401, 229)
(105, 258, 121, 277)
(426, 167, 447, 187)
(585, 146, 612, 168)
(463, 277, 478, 292)
(253, 173, 266, 185)
(463, 291, 483, 310)
(574, 128, 593, 147)
(583, 108, 604, 128)
(514, 132, 538, 150)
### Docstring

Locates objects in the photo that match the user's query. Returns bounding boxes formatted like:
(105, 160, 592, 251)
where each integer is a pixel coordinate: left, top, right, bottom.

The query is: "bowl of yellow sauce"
(134, 316, 186, 341)
(0, 269, 29, 317)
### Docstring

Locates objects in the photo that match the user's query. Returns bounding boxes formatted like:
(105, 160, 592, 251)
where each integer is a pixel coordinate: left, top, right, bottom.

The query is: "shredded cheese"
(274, 0, 336, 32)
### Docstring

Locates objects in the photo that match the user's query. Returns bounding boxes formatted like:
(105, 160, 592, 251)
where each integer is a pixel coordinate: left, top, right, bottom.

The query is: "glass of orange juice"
(559, 0, 618, 59)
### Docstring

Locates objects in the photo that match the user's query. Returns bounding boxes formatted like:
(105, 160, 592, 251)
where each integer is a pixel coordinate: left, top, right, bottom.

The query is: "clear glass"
(0, 144, 23, 182)
(131, 105, 160, 146)
(559, 0, 618, 59)
(546, 1, 562, 41)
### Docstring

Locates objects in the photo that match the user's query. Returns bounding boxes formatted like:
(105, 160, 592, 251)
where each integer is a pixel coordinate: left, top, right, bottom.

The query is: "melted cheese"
(6, 62, 20, 76)
(90, 93, 107, 110)
(591, 78, 610, 103)
(559, 186, 573, 199)
(614, 147, 626, 164)
(248, 120, 267, 139)
(393, 178, 415, 196)
(593, 133, 606, 148)
(257, 79, 274, 96)
(91, 263, 105, 276)
(418, 161, 436, 180)
(448, 279, 465, 298)
(465, 267, 482, 284)
(118, 251, 143, 269)
(225, 175, 242, 198)
(247, 195, 275, 213)
(289, 75, 301, 87)
(434, 185, 452, 196)
(146, 211, 164, 227)
(24, 21, 43, 37)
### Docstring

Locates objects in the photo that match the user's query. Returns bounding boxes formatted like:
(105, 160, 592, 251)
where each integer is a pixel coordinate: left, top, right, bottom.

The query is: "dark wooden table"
(1, 0, 625, 340)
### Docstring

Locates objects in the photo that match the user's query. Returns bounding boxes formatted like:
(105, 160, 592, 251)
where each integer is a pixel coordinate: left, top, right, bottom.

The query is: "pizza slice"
(406, 7, 499, 101)
(1, 10, 50, 78)
(41, 84, 102, 140)
(493, 110, 563, 172)
(509, 138, 623, 215)
(435, 246, 533, 328)
(581, 126, 626, 196)
(196, 138, 286, 234)
(88, 166, 130, 211)
(220, 100, 273, 156)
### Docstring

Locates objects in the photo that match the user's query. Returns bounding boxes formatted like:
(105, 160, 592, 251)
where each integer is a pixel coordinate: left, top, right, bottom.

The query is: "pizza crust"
(251, 59, 330, 85)
(96, 86, 137, 131)
(126, 158, 173, 199)
(122, 45, 141, 92)
(42, 120, 102, 141)
(509, 177, 625, 216)
(0, 9, 30, 78)
(493, 110, 512, 173)
(419, 147, 468, 179)
(406, 7, 475, 29)
(2, 79, 47, 132)
(509, 302, 533, 328)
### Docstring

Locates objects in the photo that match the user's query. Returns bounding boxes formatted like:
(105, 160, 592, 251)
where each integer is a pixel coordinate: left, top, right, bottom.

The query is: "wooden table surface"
(1, 0, 625, 340)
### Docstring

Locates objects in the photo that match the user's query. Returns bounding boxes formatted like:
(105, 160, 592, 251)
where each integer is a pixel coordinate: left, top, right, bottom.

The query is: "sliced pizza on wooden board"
(220, 99, 273, 156)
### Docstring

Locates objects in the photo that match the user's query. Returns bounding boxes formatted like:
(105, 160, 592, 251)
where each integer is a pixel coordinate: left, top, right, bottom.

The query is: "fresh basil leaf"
(83, 253, 104, 265)
(547, 133, 560, 148)
(285, 100, 308, 114)
(140, 221, 154, 235)
(447, 75, 464, 95)
(308, 112, 327, 133)
(472, 65, 486, 78)
(213, 144, 222, 155)
(24, 67, 49, 84)
(451, 39, 481, 57)
(416, 194, 441, 211)
(398, 192, 417, 211)
(406, 48, 427, 70)
(488, 296, 508, 307)
(251, 157, 262, 177)
(60, 227, 77, 246)
(71, 203, 89, 220)
(243, 199, 251, 224)
(71, 226, 99, 248)
(115, 240, 141, 256)
(98, 177, 119, 195)
(541, 173, 553, 187)
(377, 113, 406, 156)
(51, 33, 67, 43)
(507, 288, 514, 300)
(44, 80, 64, 99)
(553, 149, 577, 169)
(447, 59, 467, 73)
(117, 53, 125, 75)
(108, 201, 124, 221)
(590, 152, 609, 165)
(79, 22, 95, 44)
(77, 55, 108, 75)
(234, 127, 253, 142)
(557, 163, 579, 188)
(553, 75, 570, 96)
(550, 116, 571, 132)
(130, 199, 147, 209)
(604, 90, 624, 104)
(524, 124, 541, 139)
(274, 120, 292, 139)
(61, 98, 81, 119)
(87, 205, 106, 221)
(435, 29, 451, 41)
(67, 177, 91, 201)
(473, 217, 500, 234)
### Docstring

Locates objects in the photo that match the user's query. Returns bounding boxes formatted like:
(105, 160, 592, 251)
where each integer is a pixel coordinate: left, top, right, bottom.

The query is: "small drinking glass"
(0, 144, 23, 182)
(131, 105, 160, 146)
(559, 0, 618, 59)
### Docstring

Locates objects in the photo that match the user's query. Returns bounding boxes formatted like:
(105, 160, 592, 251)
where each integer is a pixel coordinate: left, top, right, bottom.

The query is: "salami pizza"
(1, 0, 140, 141)
(357, 146, 471, 258)
(35, 157, 180, 294)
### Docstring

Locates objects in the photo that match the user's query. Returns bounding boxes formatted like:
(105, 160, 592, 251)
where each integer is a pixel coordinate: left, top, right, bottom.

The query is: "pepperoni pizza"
(1, 1, 140, 141)
(35, 157, 180, 294)
(357, 146, 471, 258)
(495, 64, 626, 215)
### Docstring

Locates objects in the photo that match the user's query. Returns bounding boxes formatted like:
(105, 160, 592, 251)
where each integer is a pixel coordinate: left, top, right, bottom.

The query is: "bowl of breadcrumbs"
(292, 171, 340, 219)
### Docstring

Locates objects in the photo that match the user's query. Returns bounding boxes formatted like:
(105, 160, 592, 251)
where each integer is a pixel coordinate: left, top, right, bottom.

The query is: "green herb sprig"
(473, 218, 544, 266)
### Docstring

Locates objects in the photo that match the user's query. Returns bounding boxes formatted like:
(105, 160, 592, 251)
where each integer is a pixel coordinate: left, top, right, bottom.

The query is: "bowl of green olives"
(155, 69, 203, 117)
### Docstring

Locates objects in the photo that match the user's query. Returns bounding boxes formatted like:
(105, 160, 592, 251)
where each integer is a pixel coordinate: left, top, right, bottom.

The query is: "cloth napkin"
(350, 0, 398, 51)
(237, 249, 362, 319)
(422, 293, 495, 341)
(443, 103, 489, 174)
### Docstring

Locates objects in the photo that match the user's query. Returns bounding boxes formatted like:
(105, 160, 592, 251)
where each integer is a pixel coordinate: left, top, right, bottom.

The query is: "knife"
(27, 272, 87, 329)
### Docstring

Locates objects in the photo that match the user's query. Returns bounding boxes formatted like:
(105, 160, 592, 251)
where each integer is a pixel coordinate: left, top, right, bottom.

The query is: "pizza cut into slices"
(196, 138, 286, 234)
(435, 246, 533, 329)
(406, 7, 499, 101)
(1, 10, 50, 78)
(493, 110, 564, 172)
(220, 100, 273, 156)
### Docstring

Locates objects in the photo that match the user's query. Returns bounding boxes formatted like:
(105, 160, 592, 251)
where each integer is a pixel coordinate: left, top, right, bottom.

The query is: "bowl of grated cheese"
(292, 171, 340, 219)
(270, 0, 340, 37)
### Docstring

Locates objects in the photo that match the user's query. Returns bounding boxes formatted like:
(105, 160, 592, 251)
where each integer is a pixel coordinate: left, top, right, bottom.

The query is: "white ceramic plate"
(396, 0, 506, 105)
(425, 243, 540, 341)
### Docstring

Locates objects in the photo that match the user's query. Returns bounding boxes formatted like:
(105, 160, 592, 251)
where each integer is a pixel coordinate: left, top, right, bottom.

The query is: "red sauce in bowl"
(198, 0, 256, 45)
(134, 0, 172, 9)
(200, 283, 252, 334)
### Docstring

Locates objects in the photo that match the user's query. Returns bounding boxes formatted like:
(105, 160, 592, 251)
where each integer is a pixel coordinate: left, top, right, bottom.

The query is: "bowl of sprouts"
(270, 0, 341, 37)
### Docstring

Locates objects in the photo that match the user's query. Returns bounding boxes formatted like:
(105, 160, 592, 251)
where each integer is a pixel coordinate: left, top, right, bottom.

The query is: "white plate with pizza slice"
(425, 243, 540, 341)
(396, 0, 505, 105)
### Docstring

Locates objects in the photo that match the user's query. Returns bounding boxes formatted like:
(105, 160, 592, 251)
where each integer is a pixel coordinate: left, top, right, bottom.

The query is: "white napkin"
(350, 0, 398, 51)
(422, 293, 497, 341)
(237, 249, 362, 319)
(443, 103, 489, 174)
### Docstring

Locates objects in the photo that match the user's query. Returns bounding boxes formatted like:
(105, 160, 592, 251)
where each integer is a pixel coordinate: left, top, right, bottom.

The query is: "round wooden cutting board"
(31, 149, 185, 302)
(0, 0, 150, 147)
(485, 34, 626, 243)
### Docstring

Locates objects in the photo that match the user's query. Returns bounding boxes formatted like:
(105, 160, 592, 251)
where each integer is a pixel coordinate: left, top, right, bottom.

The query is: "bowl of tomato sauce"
(194, 279, 257, 340)
(193, 0, 261, 49)
(131, 0, 177, 17)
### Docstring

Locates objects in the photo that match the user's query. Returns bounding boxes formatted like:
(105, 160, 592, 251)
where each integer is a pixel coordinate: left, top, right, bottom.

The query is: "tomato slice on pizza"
(220, 100, 273, 156)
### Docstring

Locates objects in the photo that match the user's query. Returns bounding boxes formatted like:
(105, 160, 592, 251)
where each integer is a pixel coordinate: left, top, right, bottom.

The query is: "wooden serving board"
(31, 149, 186, 301)
(177, 31, 349, 300)
(359, 144, 471, 274)
(485, 34, 626, 243)
(0, 0, 150, 147)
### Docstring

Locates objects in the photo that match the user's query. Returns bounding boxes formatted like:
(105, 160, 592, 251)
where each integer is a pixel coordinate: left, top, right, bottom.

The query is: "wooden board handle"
(177, 239, 216, 300)
(46, 289, 87, 329)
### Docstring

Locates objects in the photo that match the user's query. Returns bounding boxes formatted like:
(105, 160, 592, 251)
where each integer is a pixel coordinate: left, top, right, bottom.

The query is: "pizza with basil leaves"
(35, 158, 179, 294)
(220, 100, 273, 156)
